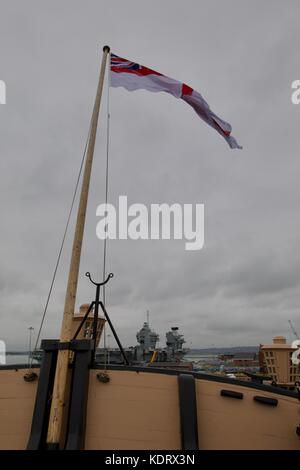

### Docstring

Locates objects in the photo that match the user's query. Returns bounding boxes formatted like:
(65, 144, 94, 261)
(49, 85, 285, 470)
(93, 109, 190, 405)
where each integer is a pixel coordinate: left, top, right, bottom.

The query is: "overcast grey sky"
(1, 0, 300, 350)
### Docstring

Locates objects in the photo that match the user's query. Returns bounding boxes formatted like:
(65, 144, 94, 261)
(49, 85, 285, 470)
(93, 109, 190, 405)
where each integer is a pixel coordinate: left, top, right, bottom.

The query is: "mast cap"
(103, 45, 110, 53)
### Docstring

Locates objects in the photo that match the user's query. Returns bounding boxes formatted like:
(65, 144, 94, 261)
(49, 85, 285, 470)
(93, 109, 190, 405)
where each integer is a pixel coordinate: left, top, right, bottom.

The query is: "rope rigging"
(102, 53, 111, 367)
(102, 52, 111, 306)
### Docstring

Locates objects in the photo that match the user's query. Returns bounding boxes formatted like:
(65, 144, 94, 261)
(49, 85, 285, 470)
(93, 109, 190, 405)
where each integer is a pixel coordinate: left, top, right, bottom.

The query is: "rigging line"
(30, 120, 92, 366)
(102, 53, 111, 306)
(102, 53, 111, 369)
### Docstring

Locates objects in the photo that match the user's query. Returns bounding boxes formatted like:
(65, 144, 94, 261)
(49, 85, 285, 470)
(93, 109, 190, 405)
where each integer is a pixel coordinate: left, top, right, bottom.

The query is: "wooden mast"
(46, 45, 110, 447)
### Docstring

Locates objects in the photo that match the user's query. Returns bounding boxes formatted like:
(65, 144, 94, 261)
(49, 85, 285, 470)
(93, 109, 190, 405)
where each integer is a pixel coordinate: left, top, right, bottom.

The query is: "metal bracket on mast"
(72, 272, 129, 365)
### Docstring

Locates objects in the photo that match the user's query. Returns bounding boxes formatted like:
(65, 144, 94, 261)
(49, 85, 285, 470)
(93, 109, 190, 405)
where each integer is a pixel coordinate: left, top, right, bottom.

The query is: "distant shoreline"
(6, 351, 30, 355)
(7, 346, 259, 356)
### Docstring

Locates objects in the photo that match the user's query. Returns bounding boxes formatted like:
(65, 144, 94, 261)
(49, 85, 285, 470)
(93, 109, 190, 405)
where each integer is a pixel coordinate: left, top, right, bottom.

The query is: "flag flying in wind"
(110, 53, 242, 149)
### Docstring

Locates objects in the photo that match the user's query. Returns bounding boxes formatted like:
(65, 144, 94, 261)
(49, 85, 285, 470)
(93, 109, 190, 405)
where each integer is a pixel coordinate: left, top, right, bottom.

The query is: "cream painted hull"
(0, 366, 299, 450)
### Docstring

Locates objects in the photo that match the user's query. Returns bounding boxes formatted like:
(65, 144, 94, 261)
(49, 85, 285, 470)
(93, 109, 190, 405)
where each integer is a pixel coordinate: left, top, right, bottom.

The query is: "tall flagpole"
(47, 45, 110, 447)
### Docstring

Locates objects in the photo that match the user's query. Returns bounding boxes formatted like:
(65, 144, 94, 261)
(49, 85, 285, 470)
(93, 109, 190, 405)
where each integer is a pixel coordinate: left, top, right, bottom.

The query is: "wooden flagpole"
(46, 45, 110, 446)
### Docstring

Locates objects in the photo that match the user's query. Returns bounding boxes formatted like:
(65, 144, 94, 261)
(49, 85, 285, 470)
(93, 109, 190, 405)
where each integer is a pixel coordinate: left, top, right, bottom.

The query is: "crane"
(288, 320, 299, 339)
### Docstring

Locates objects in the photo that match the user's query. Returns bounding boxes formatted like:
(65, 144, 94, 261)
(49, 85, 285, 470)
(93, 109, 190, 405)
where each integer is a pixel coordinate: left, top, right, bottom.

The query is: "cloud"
(0, 0, 300, 350)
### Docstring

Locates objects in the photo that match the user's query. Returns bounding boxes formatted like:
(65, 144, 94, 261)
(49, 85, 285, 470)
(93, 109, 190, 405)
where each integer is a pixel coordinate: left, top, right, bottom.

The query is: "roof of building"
(261, 335, 297, 351)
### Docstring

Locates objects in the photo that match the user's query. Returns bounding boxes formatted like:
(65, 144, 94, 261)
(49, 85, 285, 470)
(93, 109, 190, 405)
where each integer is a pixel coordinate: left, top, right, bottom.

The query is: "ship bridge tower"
(166, 327, 185, 351)
(136, 319, 159, 353)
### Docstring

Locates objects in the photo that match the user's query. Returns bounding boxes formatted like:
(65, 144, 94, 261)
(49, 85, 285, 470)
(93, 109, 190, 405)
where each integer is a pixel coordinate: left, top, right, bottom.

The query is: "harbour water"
(5, 354, 33, 365)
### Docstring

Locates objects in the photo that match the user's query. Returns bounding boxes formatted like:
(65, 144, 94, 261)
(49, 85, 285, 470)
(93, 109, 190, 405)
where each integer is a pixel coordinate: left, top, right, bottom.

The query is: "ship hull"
(0, 365, 299, 450)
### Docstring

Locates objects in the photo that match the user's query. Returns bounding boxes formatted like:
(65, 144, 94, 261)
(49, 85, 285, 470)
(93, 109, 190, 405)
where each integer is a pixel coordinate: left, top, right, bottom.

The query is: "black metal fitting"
(220, 389, 243, 399)
(23, 371, 38, 382)
(73, 271, 129, 366)
(97, 372, 110, 383)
